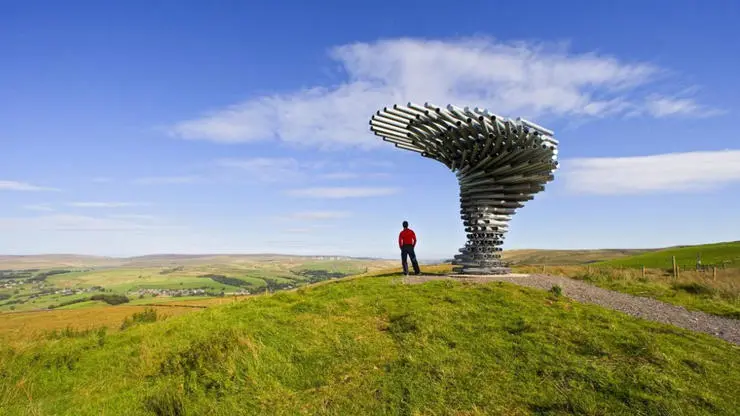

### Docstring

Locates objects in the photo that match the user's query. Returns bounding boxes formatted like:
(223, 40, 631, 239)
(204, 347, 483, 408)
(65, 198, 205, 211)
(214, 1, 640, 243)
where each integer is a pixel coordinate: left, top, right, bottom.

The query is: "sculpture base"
(452, 265, 512, 275)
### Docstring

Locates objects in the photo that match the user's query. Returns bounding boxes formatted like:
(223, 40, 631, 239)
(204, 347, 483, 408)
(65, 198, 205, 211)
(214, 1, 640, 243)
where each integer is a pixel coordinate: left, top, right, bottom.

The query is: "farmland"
(0, 255, 397, 313)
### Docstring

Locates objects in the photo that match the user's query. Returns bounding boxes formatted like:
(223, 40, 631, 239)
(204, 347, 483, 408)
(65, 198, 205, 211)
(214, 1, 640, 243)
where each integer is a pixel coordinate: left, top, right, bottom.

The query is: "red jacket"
(399, 228, 417, 247)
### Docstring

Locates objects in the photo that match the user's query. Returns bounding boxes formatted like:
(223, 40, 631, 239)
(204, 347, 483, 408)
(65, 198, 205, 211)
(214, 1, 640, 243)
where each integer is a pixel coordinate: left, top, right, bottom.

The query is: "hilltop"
(1, 275, 738, 415)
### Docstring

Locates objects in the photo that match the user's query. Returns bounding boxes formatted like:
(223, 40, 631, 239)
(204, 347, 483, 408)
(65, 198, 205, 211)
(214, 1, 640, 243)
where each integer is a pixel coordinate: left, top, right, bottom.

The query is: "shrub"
(549, 285, 563, 297)
(121, 308, 160, 330)
(199, 274, 248, 287)
(49, 297, 89, 309)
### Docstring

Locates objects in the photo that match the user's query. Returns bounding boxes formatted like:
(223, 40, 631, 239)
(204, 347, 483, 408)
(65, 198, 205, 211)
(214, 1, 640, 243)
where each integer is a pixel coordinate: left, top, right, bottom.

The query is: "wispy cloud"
(561, 150, 740, 195)
(283, 228, 315, 234)
(23, 203, 55, 212)
(216, 157, 393, 183)
(286, 187, 400, 198)
(68, 202, 149, 208)
(216, 158, 303, 182)
(286, 211, 351, 220)
(107, 214, 156, 220)
(133, 175, 202, 185)
(319, 172, 360, 180)
(169, 37, 718, 149)
(323, 172, 393, 181)
(641, 95, 725, 118)
(0, 215, 164, 231)
(0, 180, 59, 192)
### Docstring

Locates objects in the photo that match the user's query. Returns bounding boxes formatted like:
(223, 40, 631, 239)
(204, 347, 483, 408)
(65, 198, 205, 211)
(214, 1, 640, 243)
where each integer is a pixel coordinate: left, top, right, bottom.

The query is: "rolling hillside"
(502, 248, 657, 265)
(597, 241, 740, 269)
(0, 275, 738, 415)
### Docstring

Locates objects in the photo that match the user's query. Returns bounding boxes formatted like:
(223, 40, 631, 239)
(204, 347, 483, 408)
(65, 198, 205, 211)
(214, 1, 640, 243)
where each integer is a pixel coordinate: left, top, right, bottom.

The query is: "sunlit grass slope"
(597, 241, 740, 269)
(1, 276, 738, 415)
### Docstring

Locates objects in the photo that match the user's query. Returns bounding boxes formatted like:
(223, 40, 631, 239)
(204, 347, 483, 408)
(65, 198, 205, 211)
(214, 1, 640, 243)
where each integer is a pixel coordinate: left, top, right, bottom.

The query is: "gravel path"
(403, 273, 740, 345)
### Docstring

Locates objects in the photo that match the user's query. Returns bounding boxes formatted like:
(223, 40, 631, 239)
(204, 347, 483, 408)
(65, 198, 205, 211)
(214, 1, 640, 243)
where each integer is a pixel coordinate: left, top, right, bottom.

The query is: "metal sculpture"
(369, 102, 558, 274)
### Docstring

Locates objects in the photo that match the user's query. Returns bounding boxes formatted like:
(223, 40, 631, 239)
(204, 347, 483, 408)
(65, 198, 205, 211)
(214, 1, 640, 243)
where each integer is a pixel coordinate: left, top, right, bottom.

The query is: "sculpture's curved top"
(369, 102, 558, 274)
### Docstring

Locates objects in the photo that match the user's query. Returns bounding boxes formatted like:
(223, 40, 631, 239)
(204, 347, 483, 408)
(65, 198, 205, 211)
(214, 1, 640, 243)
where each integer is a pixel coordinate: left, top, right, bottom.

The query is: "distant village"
(128, 288, 253, 298)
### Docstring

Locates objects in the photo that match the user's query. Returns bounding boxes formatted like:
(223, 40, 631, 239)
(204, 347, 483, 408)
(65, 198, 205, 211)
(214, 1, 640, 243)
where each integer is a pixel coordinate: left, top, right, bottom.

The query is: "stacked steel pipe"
(369, 102, 558, 274)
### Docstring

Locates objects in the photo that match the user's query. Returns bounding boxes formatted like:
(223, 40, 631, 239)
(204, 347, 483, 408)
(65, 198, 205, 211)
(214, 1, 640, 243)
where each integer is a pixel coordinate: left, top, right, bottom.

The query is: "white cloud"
(561, 150, 740, 195)
(0, 180, 59, 192)
(23, 203, 55, 212)
(68, 202, 149, 208)
(286, 211, 351, 220)
(169, 37, 718, 149)
(286, 187, 400, 198)
(642, 95, 724, 118)
(134, 176, 202, 185)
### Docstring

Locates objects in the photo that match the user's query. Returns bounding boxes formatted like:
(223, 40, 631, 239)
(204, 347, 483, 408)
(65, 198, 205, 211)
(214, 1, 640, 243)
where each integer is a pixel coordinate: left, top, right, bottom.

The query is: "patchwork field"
(0, 256, 398, 313)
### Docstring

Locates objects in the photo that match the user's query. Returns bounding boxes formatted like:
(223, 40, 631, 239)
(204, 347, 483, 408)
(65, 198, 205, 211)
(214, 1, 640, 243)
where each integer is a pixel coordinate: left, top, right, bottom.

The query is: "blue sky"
(2, 0, 739, 259)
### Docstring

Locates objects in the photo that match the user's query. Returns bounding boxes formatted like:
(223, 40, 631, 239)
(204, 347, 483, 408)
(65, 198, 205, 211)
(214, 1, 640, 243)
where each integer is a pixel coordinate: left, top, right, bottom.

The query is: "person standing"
(399, 221, 421, 275)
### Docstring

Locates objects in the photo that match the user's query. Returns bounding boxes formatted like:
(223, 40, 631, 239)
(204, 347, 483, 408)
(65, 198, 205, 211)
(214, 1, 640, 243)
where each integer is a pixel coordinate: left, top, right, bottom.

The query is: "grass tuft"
(120, 308, 161, 330)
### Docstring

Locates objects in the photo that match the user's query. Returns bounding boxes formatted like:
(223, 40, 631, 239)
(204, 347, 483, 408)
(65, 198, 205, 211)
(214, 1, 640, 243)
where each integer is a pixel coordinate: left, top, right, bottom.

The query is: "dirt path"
(403, 273, 740, 345)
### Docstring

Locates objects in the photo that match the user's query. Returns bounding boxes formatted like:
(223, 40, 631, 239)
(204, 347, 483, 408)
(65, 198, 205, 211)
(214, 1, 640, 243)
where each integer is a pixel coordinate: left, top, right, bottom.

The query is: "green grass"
(503, 248, 658, 265)
(598, 241, 740, 270)
(582, 275, 740, 319)
(1, 275, 738, 415)
(55, 300, 107, 310)
(516, 265, 740, 319)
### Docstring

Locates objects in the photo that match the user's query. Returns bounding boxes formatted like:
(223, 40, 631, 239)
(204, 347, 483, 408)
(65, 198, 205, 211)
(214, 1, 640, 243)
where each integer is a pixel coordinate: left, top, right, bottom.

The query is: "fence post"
(542, 264, 546, 273)
(713, 266, 717, 281)
(641, 265, 645, 279)
(672, 256, 677, 279)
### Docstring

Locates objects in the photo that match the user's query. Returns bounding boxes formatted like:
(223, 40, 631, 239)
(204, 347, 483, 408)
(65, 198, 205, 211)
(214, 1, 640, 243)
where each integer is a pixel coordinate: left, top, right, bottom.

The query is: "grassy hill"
(503, 248, 656, 265)
(1, 275, 738, 415)
(597, 241, 740, 270)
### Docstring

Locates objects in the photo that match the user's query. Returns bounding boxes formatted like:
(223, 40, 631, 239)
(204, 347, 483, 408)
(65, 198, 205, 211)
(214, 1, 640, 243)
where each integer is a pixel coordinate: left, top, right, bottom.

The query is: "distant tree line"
(48, 294, 130, 309)
(198, 274, 248, 287)
(159, 266, 185, 275)
(90, 294, 130, 305)
(294, 269, 350, 283)
(28, 269, 72, 282)
(0, 269, 38, 280)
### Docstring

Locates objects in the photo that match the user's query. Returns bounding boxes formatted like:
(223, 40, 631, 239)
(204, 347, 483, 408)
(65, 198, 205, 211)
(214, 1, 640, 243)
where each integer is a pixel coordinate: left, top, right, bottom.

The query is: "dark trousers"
(401, 244, 420, 275)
